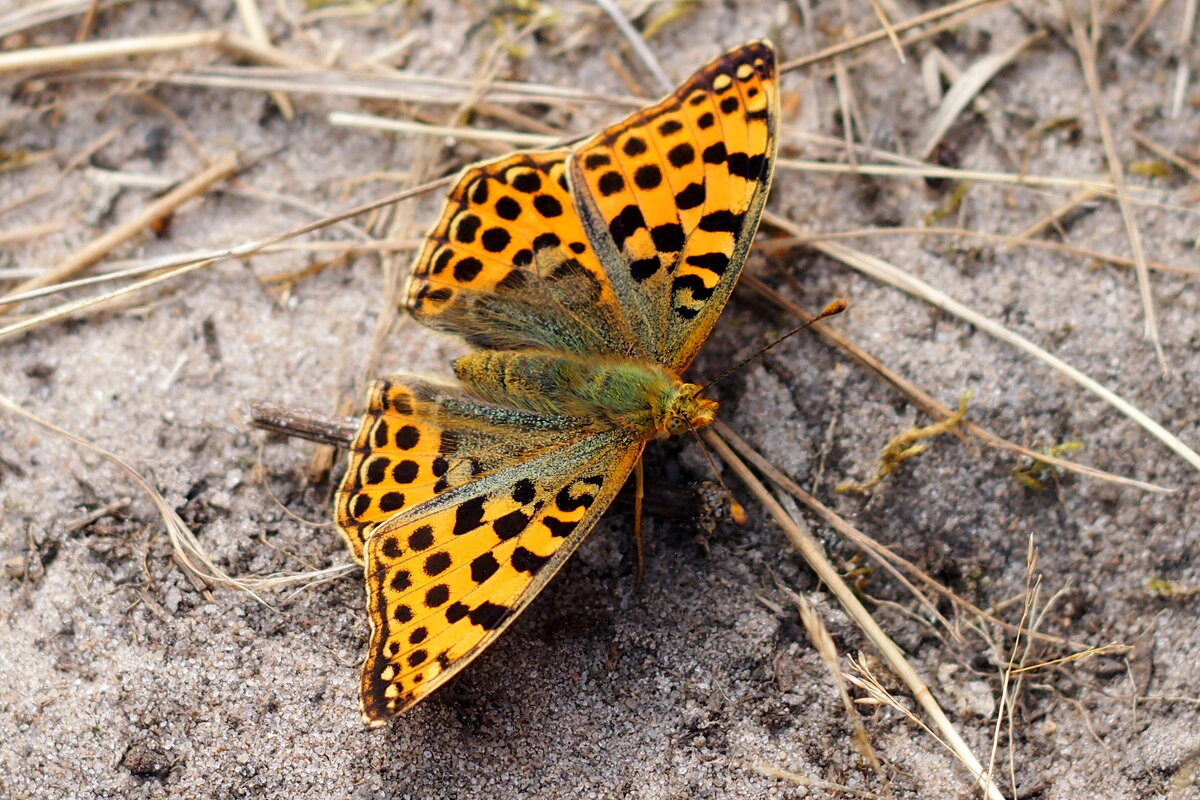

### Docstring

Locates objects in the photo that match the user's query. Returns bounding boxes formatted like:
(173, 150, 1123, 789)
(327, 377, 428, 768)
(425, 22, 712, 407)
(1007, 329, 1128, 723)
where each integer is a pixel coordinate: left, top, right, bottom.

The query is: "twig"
(702, 428, 1006, 800)
(248, 401, 357, 448)
(739, 271, 1171, 492)
(0, 153, 239, 314)
(594, 0, 671, 93)
(781, 0, 1009, 72)
(0, 29, 224, 74)
(763, 212, 1200, 476)
(1068, 8, 1165, 372)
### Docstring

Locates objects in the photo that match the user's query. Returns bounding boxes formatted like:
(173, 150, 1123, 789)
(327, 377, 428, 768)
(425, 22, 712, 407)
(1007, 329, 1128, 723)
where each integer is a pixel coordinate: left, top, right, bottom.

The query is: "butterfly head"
(661, 383, 718, 439)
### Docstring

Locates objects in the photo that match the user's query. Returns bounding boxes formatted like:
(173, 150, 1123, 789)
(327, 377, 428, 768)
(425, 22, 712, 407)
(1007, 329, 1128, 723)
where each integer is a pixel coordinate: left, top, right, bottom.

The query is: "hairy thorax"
(455, 350, 717, 438)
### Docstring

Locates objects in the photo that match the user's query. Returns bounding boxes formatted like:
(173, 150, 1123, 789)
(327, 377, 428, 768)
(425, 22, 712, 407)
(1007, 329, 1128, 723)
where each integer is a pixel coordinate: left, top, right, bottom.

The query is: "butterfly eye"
(666, 416, 689, 436)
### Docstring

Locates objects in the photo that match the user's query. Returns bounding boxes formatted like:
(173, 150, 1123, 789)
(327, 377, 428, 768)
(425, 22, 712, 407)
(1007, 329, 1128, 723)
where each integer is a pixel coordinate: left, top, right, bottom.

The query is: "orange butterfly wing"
(570, 40, 778, 370)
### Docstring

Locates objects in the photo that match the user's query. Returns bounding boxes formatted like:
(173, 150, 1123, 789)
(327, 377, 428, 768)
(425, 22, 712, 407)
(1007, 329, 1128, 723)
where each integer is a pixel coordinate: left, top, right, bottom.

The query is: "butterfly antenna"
(699, 299, 847, 393)
(688, 426, 748, 525)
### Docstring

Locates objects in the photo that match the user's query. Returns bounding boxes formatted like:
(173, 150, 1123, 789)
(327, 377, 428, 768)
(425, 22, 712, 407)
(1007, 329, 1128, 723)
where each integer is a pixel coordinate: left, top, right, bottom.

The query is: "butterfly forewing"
(570, 40, 778, 370)
(406, 152, 637, 356)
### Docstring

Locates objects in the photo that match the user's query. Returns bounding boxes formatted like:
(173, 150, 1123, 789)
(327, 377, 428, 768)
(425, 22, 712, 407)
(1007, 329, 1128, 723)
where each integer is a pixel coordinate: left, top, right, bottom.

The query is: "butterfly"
(333, 41, 779, 725)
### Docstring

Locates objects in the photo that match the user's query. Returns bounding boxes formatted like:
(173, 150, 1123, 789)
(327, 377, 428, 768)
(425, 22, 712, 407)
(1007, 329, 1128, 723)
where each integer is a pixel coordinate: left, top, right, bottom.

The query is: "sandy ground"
(2, 1, 1199, 798)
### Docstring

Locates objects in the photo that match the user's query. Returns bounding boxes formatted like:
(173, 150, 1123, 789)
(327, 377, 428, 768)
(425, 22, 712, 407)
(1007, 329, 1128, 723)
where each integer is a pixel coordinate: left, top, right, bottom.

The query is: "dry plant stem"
(785, 587, 884, 777)
(1, 241, 417, 305)
(764, 214, 1200, 476)
(0, 391, 248, 602)
(775, 157, 1151, 195)
(780, 0, 1009, 71)
(916, 31, 1045, 160)
(71, 66, 637, 109)
(0, 29, 223, 74)
(0, 220, 63, 247)
(759, 229, 1198, 277)
(712, 419, 1095, 651)
(329, 112, 559, 148)
(865, 0, 906, 61)
(701, 428, 1006, 800)
(1014, 187, 1102, 243)
(0, 1, 138, 40)
(739, 272, 1168, 492)
(1131, 130, 1200, 183)
(0, 152, 239, 314)
(248, 401, 356, 448)
(0, 175, 453, 342)
(1068, 9, 1165, 371)
(746, 761, 889, 799)
(594, 0, 671, 93)
(232, 0, 294, 119)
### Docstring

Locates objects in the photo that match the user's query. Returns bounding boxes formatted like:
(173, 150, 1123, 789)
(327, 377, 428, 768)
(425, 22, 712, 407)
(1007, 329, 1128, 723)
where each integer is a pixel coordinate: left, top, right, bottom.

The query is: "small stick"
(0, 152, 238, 314)
(702, 428, 1006, 800)
(0, 29, 224, 75)
(248, 401, 357, 448)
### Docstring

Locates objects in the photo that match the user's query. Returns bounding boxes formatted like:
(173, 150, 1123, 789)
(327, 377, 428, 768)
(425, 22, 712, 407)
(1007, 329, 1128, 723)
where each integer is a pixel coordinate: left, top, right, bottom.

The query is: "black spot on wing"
(698, 210, 743, 233)
(453, 257, 483, 282)
(651, 223, 685, 253)
(630, 257, 660, 282)
(511, 546, 550, 574)
(675, 182, 705, 210)
(609, 205, 646, 250)
(685, 252, 730, 275)
(453, 496, 486, 535)
(469, 601, 508, 630)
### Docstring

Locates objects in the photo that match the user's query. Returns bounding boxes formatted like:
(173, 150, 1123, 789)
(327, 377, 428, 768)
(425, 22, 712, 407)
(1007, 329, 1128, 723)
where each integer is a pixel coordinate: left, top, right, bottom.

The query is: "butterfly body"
(335, 41, 779, 723)
(454, 350, 716, 437)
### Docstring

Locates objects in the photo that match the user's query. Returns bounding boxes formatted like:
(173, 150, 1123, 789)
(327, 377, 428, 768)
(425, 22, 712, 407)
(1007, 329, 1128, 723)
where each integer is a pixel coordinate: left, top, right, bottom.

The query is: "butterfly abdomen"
(455, 350, 691, 435)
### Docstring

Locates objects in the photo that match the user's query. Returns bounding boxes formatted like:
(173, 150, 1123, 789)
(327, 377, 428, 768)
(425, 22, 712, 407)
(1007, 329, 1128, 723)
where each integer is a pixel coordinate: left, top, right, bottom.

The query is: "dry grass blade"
(763, 217, 1200, 475)
(0, 29, 224, 74)
(865, 0, 906, 61)
(0, 396, 353, 600)
(0, 176, 451, 341)
(713, 419, 1104, 651)
(702, 428, 1006, 800)
(0, 241, 417, 304)
(781, 0, 1010, 72)
(0, 0, 137, 40)
(739, 271, 1170, 493)
(775, 156, 1152, 195)
(1121, 0, 1170, 52)
(0, 152, 238, 314)
(746, 761, 890, 798)
(915, 31, 1044, 160)
(783, 587, 883, 777)
(329, 112, 559, 148)
(67, 65, 639, 109)
(594, 0, 672, 93)
(0, 391, 252, 601)
(1068, 9, 1165, 371)
(0, 220, 64, 247)
(759, 228, 1199, 277)
(232, 0, 293, 119)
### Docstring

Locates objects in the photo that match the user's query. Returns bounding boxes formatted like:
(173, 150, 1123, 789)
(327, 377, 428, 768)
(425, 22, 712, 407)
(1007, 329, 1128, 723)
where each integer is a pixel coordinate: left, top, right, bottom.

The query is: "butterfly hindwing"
(569, 40, 778, 370)
(337, 375, 600, 562)
(406, 151, 637, 356)
(354, 386, 644, 722)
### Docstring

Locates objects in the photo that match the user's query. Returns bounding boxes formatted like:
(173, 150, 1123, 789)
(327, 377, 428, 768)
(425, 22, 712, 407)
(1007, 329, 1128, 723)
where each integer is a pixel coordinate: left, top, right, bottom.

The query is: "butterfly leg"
(633, 457, 645, 582)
